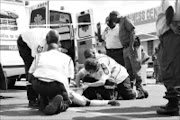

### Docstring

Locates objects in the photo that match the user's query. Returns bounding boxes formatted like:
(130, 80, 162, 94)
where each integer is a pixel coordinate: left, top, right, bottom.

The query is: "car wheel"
(7, 76, 17, 88)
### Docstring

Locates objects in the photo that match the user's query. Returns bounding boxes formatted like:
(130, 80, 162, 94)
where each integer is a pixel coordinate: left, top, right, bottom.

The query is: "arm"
(75, 69, 86, 87)
(124, 17, 136, 54)
(68, 58, 75, 81)
(28, 59, 36, 83)
(84, 80, 105, 87)
(97, 22, 104, 42)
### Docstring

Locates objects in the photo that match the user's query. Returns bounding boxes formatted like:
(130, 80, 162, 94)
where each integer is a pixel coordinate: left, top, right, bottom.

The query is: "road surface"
(0, 79, 179, 120)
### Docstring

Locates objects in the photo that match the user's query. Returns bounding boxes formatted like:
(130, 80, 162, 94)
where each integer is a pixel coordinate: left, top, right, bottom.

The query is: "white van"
(0, 0, 28, 88)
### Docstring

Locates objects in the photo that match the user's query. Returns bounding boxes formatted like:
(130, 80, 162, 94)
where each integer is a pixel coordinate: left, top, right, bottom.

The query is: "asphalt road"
(0, 79, 180, 120)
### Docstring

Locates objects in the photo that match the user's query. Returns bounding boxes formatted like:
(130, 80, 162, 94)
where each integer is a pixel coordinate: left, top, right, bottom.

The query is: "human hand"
(59, 48, 68, 53)
(108, 100, 120, 106)
(81, 83, 89, 90)
(97, 22, 101, 29)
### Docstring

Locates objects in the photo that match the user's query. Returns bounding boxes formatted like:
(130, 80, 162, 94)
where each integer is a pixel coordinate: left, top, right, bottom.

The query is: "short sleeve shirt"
(156, 0, 170, 36)
(102, 24, 123, 49)
(119, 17, 135, 46)
(21, 28, 52, 57)
(96, 54, 129, 84)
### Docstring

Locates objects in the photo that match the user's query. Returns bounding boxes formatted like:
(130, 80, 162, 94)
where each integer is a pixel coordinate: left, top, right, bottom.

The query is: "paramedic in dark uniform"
(156, 0, 180, 116)
(108, 11, 148, 97)
(98, 16, 124, 66)
(17, 28, 52, 107)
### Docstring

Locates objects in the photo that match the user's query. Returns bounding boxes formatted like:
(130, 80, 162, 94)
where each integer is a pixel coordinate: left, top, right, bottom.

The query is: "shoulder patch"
(101, 63, 109, 75)
(37, 45, 43, 53)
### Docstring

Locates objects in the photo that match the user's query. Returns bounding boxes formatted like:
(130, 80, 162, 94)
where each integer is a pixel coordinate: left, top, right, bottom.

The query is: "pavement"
(0, 79, 180, 120)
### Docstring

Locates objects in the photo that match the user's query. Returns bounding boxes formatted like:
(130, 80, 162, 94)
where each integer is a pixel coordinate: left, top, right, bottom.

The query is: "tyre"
(7, 76, 18, 89)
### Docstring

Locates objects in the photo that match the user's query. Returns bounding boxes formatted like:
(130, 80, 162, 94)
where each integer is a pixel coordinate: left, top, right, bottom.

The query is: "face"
(111, 15, 119, 23)
(88, 64, 100, 75)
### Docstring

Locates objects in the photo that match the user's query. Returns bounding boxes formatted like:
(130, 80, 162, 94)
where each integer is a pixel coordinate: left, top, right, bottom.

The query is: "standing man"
(156, 0, 180, 116)
(108, 11, 148, 97)
(17, 28, 52, 107)
(97, 16, 124, 66)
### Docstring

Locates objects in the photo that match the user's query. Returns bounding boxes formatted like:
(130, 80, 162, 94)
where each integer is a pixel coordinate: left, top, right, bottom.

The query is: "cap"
(109, 11, 120, 18)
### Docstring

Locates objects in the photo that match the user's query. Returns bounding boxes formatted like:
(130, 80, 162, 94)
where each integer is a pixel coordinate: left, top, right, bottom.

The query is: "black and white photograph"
(0, 0, 180, 119)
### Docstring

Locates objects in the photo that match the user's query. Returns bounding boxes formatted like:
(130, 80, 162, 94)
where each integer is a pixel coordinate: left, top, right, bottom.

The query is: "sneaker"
(39, 96, 49, 112)
(157, 107, 179, 116)
(108, 100, 120, 106)
(43, 95, 63, 115)
(136, 88, 145, 99)
(137, 87, 149, 98)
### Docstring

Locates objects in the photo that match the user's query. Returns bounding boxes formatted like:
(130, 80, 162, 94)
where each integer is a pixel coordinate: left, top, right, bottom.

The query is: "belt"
(106, 48, 123, 52)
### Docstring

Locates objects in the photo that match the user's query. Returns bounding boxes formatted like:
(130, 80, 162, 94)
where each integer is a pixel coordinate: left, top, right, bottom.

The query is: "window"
(30, 7, 46, 28)
(50, 10, 73, 41)
(0, 10, 18, 31)
(0, 18, 18, 31)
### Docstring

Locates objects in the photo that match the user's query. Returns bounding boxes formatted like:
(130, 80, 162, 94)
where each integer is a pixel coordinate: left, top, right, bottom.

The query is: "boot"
(157, 98, 179, 116)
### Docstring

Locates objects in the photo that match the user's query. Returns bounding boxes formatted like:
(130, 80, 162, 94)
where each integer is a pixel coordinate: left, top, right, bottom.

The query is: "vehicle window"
(30, 7, 46, 28)
(77, 14, 92, 38)
(50, 10, 73, 41)
(0, 11, 18, 31)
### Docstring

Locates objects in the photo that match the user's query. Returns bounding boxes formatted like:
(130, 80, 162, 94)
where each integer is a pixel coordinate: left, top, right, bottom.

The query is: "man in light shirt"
(98, 15, 124, 66)
(156, 0, 180, 116)
(29, 30, 74, 115)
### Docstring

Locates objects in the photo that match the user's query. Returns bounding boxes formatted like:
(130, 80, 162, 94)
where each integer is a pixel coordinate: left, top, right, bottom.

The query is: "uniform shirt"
(21, 28, 52, 57)
(96, 53, 129, 84)
(29, 49, 74, 95)
(102, 24, 123, 49)
(156, 0, 171, 36)
(119, 17, 135, 47)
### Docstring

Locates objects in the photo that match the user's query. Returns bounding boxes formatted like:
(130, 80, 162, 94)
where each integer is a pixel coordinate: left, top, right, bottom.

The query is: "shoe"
(157, 107, 179, 116)
(136, 88, 145, 99)
(28, 100, 39, 108)
(39, 96, 49, 112)
(43, 95, 63, 115)
(108, 100, 120, 106)
(137, 87, 149, 98)
(143, 89, 149, 98)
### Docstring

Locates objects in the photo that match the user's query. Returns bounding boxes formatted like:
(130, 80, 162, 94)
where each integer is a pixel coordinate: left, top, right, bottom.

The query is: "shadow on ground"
(0, 103, 45, 116)
(73, 106, 170, 120)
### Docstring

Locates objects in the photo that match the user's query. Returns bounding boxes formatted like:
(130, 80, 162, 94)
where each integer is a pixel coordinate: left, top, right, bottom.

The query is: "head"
(46, 30, 60, 45)
(84, 49, 96, 59)
(84, 58, 99, 74)
(109, 11, 120, 24)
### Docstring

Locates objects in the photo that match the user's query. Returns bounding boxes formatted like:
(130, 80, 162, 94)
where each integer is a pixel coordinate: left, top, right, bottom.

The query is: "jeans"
(123, 48, 142, 88)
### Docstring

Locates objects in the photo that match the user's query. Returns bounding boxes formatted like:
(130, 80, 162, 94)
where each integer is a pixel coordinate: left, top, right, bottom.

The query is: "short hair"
(84, 49, 95, 59)
(46, 30, 60, 44)
(84, 58, 98, 72)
